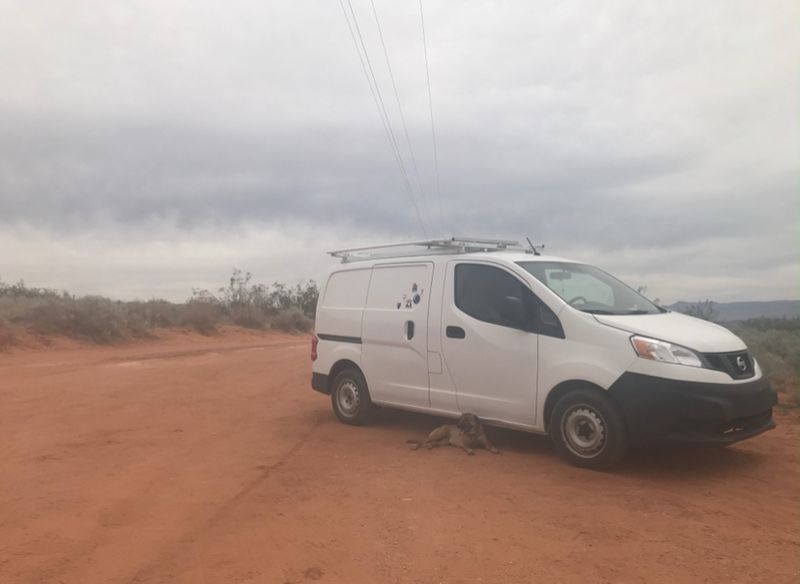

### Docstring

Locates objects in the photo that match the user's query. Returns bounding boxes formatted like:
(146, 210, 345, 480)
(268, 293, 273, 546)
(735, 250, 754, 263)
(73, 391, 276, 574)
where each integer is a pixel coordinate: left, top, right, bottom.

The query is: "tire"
(549, 388, 628, 470)
(330, 368, 374, 426)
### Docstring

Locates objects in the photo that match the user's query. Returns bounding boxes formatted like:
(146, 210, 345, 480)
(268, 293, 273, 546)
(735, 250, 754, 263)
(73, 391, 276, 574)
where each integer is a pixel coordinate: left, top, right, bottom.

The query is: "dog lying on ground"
(406, 413, 499, 455)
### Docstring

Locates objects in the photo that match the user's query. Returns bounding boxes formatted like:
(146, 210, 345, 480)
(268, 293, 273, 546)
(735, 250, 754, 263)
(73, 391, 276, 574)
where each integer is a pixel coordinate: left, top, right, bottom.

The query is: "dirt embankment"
(0, 331, 798, 583)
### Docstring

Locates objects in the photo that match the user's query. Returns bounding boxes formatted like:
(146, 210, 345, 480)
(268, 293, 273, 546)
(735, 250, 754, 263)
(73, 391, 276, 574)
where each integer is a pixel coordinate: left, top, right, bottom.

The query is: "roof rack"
(328, 237, 534, 263)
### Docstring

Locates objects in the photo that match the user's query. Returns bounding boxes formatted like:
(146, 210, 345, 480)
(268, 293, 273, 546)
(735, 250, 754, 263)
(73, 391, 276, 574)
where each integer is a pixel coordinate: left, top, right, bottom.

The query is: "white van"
(310, 238, 776, 469)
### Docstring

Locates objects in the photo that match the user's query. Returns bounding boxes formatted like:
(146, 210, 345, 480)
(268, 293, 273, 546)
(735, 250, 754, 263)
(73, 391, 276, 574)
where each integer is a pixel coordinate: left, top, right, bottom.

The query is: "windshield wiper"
(581, 309, 616, 315)
(621, 310, 654, 315)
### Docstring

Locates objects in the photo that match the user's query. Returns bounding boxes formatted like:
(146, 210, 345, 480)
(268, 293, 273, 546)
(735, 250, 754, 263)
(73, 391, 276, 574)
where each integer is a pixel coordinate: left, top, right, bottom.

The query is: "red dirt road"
(1, 330, 798, 583)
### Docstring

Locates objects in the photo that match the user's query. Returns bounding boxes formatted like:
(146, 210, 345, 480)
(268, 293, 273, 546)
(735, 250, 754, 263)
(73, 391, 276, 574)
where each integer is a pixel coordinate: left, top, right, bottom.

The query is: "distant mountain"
(668, 300, 800, 322)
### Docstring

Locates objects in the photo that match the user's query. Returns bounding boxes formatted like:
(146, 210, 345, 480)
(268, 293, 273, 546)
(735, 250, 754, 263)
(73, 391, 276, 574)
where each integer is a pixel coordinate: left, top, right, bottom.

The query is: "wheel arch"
(543, 379, 611, 432)
(327, 359, 365, 392)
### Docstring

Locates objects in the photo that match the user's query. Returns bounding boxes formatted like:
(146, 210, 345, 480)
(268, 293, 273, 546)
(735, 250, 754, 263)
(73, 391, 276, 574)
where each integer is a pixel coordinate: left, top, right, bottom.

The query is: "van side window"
(454, 264, 564, 338)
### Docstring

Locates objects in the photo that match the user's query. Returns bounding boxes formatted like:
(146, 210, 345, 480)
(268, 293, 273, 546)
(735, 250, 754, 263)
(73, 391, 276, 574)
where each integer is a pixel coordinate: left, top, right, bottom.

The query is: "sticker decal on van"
(397, 283, 424, 309)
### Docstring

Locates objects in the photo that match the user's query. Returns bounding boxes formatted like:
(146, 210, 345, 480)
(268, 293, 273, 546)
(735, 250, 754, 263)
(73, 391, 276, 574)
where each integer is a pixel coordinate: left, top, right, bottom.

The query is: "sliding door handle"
(405, 320, 415, 340)
(446, 326, 465, 339)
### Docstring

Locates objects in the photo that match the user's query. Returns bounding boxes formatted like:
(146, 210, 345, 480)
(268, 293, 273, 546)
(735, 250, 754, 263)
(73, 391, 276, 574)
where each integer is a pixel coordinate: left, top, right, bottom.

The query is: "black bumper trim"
(311, 372, 329, 394)
(608, 372, 777, 446)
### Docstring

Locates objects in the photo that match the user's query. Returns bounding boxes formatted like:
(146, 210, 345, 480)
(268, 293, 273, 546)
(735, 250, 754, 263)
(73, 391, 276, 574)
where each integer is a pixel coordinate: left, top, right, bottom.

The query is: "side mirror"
(500, 296, 526, 327)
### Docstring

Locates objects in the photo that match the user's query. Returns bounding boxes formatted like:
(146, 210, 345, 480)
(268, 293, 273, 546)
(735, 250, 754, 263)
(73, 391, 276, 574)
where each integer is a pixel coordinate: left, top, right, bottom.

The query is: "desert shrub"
(679, 299, 718, 322)
(125, 299, 182, 329)
(0, 273, 315, 343)
(0, 278, 63, 301)
(728, 320, 800, 406)
(179, 300, 223, 335)
(230, 304, 269, 329)
(27, 296, 128, 343)
(0, 297, 54, 323)
(0, 323, 16, 351)
(194, 269, 318, 328)
(741, 318, 800, 332)
(270, 308, 313, 333)
(267, 280, 319, 318)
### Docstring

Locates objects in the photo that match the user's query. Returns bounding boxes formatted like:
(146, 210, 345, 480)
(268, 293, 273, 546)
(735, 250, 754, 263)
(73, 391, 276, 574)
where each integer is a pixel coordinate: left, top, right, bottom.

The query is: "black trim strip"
(317, 333, 362, 344)
(311, 373, 330, 394)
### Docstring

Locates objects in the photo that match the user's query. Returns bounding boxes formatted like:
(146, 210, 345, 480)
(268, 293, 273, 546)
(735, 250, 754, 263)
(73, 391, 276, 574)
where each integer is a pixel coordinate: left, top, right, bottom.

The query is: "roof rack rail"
(328, 237, 532, 263)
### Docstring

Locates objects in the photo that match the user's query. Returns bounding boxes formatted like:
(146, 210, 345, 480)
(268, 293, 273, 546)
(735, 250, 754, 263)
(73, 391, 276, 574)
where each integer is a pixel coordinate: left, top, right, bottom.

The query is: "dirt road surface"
(1, 330, 798, 583)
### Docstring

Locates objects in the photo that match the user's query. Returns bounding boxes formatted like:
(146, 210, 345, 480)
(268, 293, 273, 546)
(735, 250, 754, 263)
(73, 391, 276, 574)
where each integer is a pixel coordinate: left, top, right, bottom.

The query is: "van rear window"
(323, 270, 371, 309)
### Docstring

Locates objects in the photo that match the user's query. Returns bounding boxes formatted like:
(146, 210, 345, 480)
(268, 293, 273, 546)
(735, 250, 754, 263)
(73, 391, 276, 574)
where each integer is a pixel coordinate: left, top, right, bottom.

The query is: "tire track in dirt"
(124, 419, 323, 584)
(105, 341, 306, 365)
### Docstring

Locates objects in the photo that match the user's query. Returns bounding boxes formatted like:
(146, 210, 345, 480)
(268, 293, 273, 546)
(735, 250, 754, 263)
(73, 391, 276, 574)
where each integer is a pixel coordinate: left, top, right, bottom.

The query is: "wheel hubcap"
(562, 405, 607, 458)
(337, 380, 360, 416)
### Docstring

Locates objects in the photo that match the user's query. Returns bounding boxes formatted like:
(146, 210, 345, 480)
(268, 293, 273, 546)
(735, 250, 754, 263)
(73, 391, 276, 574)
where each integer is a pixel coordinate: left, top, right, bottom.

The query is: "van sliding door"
(361, 262, 434, 408)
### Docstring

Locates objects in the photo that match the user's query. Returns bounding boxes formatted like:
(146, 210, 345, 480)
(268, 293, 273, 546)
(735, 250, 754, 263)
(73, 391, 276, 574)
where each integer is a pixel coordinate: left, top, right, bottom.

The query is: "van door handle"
(446, 326, 465, 339)
(405, 320, 415, 340)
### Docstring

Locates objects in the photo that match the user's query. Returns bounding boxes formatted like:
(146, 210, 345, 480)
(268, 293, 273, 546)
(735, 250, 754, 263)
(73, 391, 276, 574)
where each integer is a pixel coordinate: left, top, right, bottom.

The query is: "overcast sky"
(0, 0, 797, 303)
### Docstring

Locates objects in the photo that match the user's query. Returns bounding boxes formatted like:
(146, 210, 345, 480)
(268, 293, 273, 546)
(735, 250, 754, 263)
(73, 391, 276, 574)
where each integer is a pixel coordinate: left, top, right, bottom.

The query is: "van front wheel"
(331, 368, 374, 426)
(550, 389, 627, 470)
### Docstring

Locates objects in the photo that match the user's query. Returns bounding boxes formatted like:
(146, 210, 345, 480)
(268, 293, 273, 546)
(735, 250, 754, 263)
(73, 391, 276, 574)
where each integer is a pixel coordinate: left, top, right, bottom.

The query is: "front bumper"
(608, 372, 777, 446)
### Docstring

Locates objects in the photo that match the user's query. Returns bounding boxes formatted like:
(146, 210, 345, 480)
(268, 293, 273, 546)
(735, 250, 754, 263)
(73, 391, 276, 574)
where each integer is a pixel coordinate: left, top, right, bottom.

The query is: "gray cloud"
(0, 0, 797, 302)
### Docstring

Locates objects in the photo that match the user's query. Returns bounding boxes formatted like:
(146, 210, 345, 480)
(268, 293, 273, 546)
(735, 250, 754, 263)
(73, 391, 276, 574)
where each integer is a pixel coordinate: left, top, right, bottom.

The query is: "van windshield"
(517, 261, 665, 316)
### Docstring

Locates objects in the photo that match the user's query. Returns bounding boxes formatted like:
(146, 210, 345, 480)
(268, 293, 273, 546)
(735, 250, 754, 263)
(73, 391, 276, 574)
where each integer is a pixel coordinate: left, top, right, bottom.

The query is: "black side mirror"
(499, 295, 526, 327)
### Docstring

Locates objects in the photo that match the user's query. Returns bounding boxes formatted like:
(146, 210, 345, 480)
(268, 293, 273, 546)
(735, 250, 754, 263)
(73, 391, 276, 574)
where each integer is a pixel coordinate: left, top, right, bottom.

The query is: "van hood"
(593, 311, 746, 353)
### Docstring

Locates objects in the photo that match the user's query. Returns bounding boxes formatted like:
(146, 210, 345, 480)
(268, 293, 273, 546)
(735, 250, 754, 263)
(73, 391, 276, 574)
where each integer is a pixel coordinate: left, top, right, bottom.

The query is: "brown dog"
(406, 413, 499, 455)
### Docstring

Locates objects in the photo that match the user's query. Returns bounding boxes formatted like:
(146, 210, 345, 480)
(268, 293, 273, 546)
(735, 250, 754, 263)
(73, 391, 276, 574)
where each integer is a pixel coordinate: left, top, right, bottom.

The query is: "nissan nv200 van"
(310, 238, 776, 469)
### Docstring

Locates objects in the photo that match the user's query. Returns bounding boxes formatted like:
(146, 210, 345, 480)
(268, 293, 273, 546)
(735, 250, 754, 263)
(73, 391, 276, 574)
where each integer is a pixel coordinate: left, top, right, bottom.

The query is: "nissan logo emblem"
(736, 356, 747, 372)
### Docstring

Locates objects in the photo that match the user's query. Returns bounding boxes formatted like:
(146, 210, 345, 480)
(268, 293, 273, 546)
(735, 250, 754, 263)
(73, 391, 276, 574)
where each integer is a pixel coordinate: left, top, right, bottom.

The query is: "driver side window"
(454, 264, 564, 338)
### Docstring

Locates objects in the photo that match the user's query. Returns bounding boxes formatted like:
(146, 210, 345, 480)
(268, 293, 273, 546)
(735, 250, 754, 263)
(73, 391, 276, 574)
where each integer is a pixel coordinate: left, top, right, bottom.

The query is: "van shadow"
(618, 444, 767, 481)
(371, 408, 768, 479)
(372, 408, 559, 460)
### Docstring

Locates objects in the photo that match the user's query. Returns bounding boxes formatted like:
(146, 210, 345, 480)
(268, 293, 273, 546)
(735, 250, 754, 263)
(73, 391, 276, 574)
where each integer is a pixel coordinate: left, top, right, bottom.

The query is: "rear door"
(361, 262, 434, 408)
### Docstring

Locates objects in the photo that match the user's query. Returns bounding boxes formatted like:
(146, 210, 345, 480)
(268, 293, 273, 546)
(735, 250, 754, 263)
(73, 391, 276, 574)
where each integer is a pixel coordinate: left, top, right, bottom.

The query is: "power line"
(369, 0, 431, 227)
(337, 0, 429, 237)
(419, 0, 445, 234)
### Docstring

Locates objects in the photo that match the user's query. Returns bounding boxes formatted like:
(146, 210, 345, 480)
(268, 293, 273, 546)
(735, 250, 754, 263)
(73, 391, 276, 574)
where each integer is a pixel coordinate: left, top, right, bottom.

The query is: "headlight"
(630, 335, 703, 368)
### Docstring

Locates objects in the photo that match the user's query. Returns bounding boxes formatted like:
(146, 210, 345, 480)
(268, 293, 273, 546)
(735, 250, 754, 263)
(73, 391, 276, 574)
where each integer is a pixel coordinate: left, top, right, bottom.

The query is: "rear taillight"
(311, 334, 318, 361)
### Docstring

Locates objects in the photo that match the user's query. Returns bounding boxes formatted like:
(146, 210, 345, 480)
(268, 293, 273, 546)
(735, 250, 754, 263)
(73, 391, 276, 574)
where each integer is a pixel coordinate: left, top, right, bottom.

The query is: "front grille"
(702, 350, 755, 380)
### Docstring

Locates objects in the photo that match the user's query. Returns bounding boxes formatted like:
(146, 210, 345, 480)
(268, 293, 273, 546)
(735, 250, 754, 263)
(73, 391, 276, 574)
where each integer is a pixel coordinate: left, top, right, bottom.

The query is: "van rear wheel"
(331, 368, 374, 425)
(550, 389, 627, 470)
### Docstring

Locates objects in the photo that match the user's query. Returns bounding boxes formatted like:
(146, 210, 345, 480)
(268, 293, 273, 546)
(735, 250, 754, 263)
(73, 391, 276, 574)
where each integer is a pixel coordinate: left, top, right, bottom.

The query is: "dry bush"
(0, 297, 54, 323)
(229, 304, 269, 329)
(179, 301, 223, 335)
(0, 323, 16, 351)
(125, 300, 182, 329)
(0, 273, 316, 344)
(730, 320, 800, 406)
(269, 308, 313, 333)
(28, 297, 129, 343)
